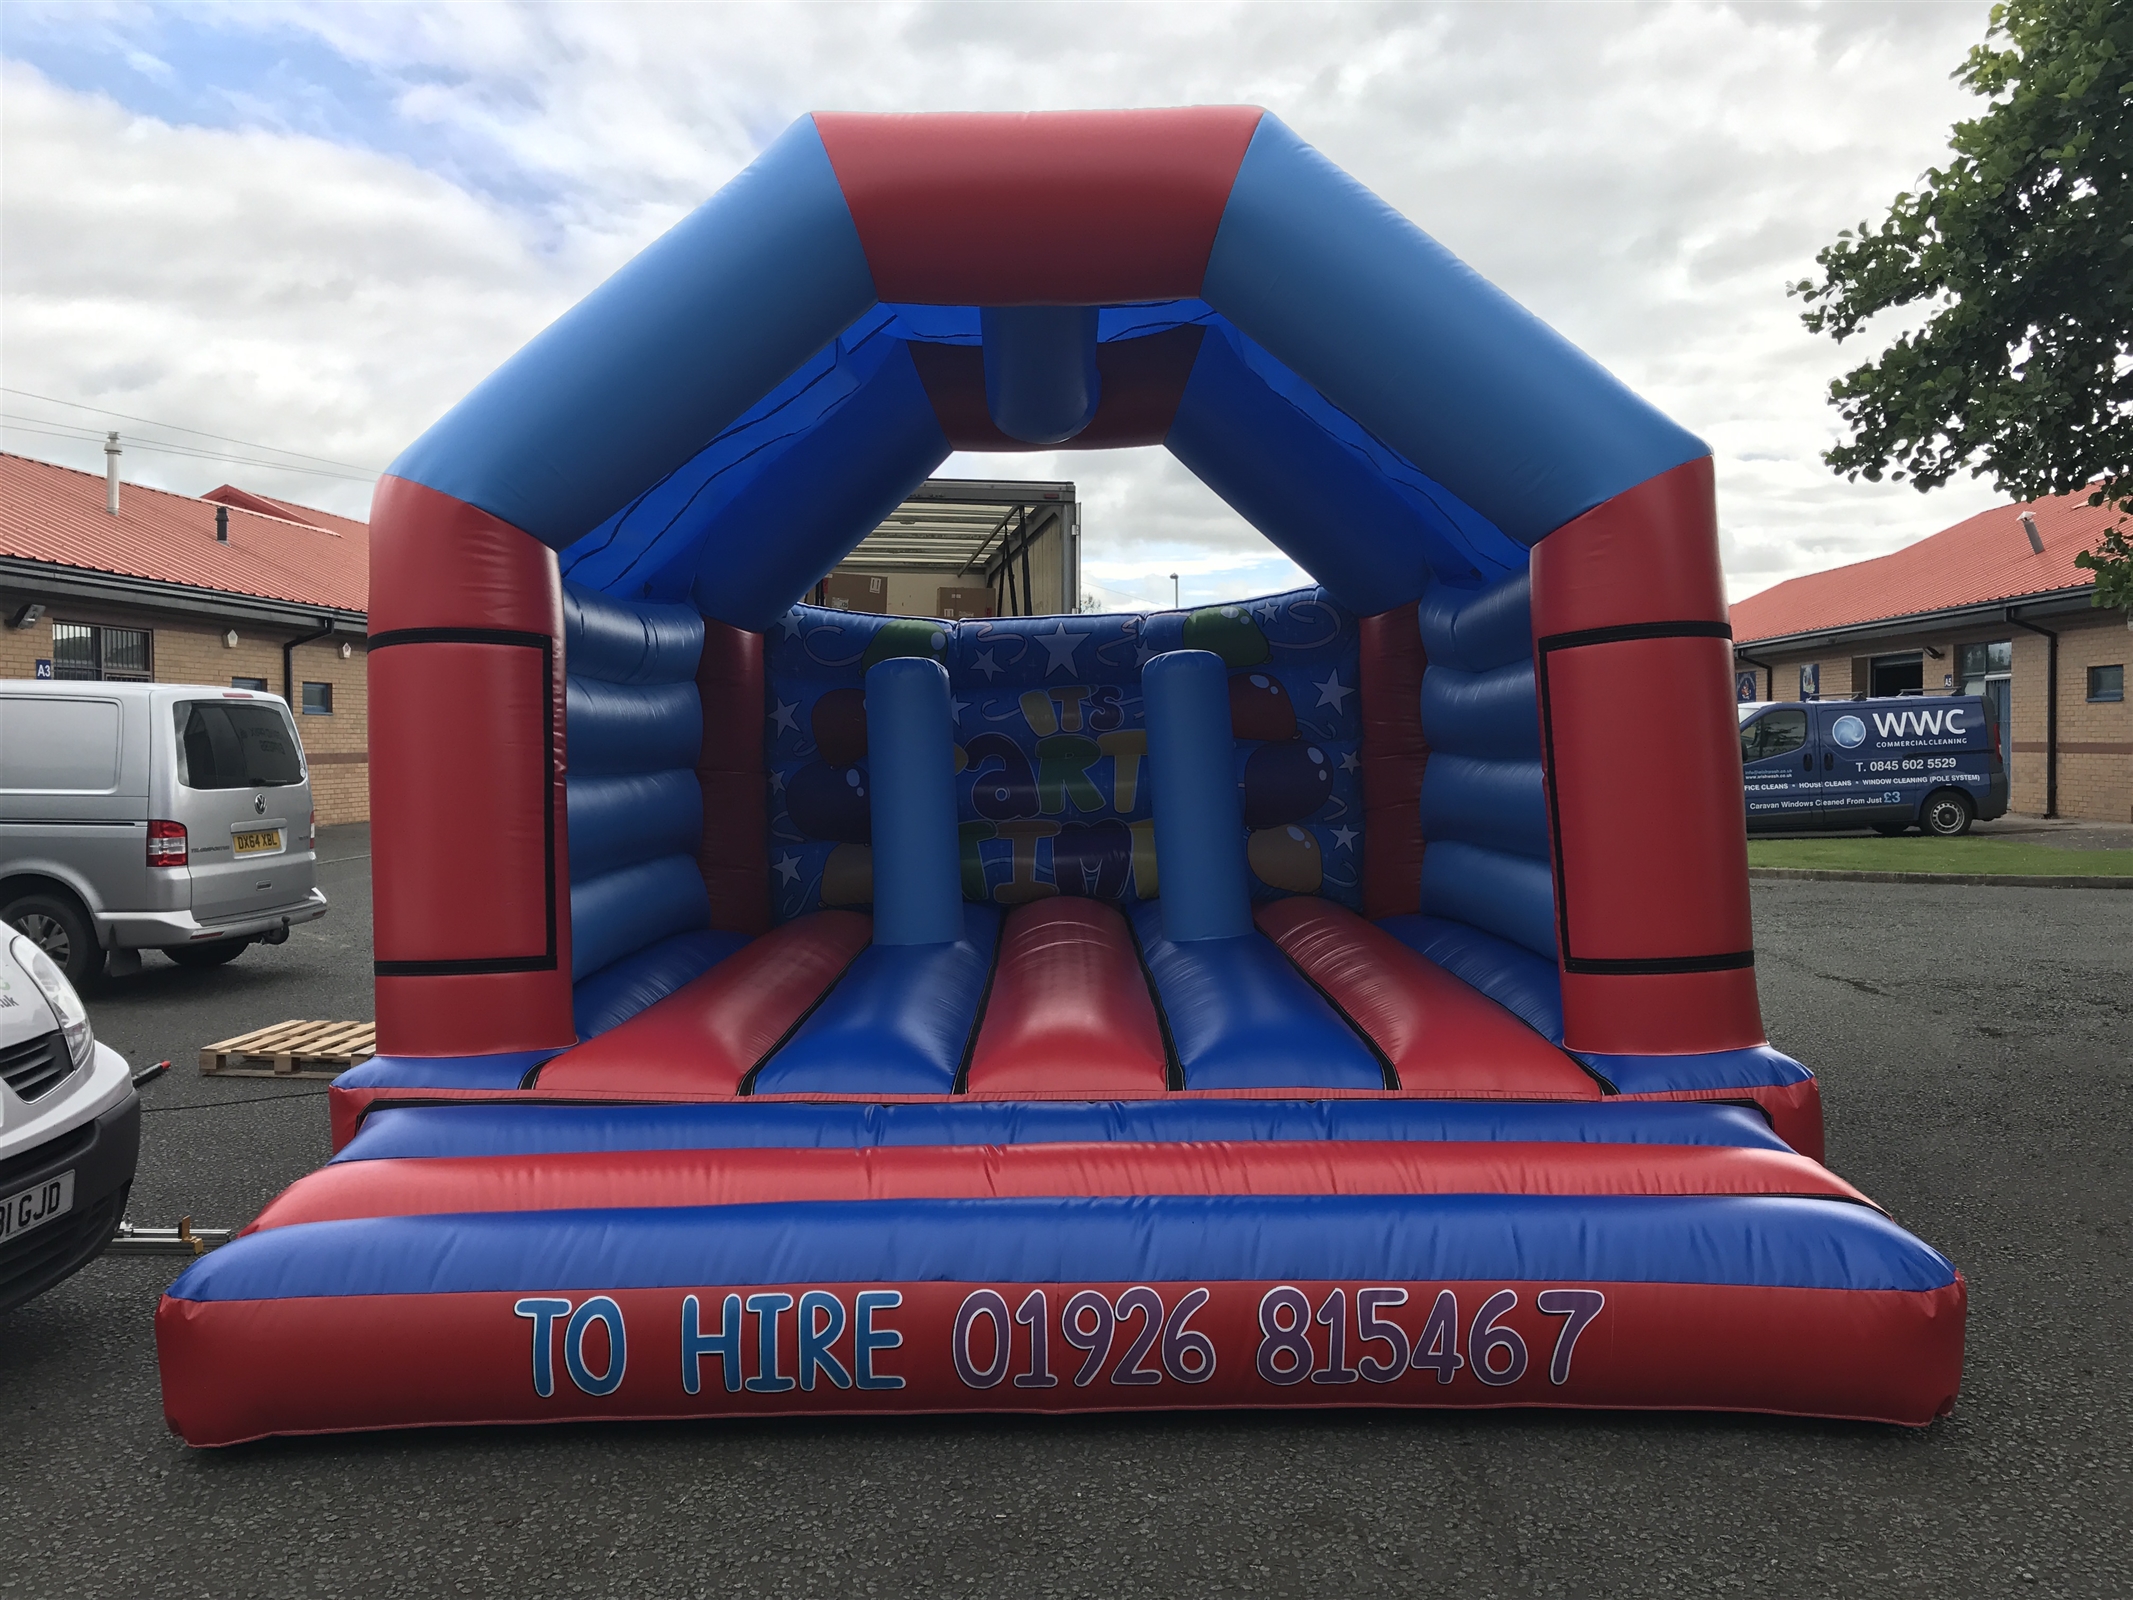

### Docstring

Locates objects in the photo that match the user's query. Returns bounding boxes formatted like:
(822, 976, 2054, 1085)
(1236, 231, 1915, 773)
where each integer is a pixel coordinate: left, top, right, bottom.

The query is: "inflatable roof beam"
(1142, 650, 1252, 943)
(981, 307, 1101, 444)
(865, 656, 963, 946)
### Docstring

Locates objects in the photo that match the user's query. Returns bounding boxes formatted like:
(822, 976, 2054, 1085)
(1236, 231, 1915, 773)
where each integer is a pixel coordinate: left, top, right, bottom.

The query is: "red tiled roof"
(0, 452, 367, 615)
(1730, 487, 2113, 644)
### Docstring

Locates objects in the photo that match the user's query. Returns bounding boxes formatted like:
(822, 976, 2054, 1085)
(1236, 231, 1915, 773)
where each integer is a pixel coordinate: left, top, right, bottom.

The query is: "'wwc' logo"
(1870, 708, 1966, 739)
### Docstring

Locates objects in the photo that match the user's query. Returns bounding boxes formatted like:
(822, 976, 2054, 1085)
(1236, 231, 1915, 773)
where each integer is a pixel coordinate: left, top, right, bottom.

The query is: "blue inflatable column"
(1143, 649, 1252, 942)
(981, 306, 1101, 444)
(865, 656, 964, 945)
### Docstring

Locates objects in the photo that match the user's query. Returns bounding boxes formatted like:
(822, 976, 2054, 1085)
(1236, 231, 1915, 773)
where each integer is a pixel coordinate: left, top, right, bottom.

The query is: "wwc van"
(1738, 695, 2009, 837)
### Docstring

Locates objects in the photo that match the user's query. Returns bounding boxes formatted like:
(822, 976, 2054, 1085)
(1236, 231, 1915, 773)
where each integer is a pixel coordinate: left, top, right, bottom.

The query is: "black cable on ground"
(142, 1089, 332, 1113)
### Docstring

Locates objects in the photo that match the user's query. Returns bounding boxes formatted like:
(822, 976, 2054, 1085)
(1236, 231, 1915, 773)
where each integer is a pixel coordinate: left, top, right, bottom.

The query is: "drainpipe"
(2006, 606, 2058, 818)
(283, 618, 335, 707)
(104, 432, 122, 515)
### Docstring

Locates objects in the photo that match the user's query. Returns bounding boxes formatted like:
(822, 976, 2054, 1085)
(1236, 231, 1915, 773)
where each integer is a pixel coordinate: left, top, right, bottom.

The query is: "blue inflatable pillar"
(981, 306, 1101, 444)
(1143, 649, 1251, 942)
(865, 656, 964, 945)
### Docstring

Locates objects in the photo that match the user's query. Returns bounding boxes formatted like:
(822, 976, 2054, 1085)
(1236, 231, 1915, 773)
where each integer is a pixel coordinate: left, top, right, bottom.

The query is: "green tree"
(1793, 0, 2132, 611)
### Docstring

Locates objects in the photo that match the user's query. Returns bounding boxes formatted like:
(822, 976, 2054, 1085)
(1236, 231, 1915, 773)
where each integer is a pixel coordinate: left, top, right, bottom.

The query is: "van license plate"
(2, 1169, 73, 1243)
(232, 829, 282, 856)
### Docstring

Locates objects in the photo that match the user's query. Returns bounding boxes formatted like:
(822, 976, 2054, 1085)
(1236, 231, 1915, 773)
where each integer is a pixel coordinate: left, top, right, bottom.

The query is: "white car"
(0, 929, 137, 1313)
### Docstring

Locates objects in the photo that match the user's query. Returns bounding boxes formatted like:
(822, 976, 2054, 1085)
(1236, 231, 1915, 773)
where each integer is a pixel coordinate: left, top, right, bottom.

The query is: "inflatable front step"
(156, 1100, 1963, 1445)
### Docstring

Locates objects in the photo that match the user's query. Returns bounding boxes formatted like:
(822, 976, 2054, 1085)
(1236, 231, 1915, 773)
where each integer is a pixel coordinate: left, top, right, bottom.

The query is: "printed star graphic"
(1038, 622, 1090, 675)
(1133, 643, 1154, 667)
(780, 611, 806, 639)
(950, 696, 969, 724)
(773, 852, 801, 885)
(972, 648, 1000, 680)
(771, 699, 799, 734)
(1314, 672, 1354, 712)
(1339, 750, 1360, 773)
(769, 770, 787, 795)
(1331, 826, 1358, 851)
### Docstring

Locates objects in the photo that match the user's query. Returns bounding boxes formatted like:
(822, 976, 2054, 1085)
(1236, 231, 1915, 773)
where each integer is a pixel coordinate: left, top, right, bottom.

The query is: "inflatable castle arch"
(156, 110, 1964, 1444)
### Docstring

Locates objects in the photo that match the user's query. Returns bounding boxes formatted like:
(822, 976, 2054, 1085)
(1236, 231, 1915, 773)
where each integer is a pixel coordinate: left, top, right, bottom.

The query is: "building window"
(231, 676, 269, 692)
(1798, 663, 1820, 700)
(301, 681, 333, 715)
(2090, 664, 2125, 703)
(1957, 640, 2013, 690)
(50, 622, 152, 681)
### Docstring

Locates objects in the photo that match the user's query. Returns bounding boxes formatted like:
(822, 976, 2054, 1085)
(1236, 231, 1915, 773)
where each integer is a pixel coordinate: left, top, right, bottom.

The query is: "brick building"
(1731, 489, 2130, 822)
(0, 452, 372, 823)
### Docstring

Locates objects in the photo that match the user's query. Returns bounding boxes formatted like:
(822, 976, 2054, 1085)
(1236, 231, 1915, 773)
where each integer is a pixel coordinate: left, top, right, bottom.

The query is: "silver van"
(0, 683, 329, 984)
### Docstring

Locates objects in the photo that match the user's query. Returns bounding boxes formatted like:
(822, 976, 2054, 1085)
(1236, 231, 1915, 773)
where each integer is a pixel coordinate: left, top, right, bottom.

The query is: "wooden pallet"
(199, 1020, 376, 1079)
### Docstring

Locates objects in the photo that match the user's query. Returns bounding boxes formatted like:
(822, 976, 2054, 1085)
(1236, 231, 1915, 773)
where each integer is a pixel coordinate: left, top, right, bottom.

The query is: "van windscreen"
(176, 702, 303, 789)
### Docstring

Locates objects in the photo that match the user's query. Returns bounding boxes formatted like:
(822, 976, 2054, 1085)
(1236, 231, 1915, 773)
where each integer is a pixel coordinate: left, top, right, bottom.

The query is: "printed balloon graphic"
(786, 762, 871, 843)
(862, 617, 950, 668)
(810, 686, 870, 768)
(1241, 741, 1334, 828)
(1249, 825, 1323, 892)
(1228, 672, 1297, 742)
(820, 843, 873, 907)
(1182, 605, 1269, 667)
(810, 687, 867, 765)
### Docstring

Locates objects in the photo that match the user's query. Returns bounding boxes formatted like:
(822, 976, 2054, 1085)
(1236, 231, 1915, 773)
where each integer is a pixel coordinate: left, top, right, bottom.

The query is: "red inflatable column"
(1357, 605, 1428, 919)
(1528, 458, 1764, 1055)
(697, 620, 771, 935)
(367, 476, 574, 1055)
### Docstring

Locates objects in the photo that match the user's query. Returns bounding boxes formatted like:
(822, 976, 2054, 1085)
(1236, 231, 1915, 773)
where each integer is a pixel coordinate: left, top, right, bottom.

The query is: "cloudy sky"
(1, 1, 2011, 610)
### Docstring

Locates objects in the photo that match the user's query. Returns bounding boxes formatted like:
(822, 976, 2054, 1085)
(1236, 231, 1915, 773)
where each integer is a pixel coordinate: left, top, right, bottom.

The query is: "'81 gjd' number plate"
(2, 1170, 74, 1243)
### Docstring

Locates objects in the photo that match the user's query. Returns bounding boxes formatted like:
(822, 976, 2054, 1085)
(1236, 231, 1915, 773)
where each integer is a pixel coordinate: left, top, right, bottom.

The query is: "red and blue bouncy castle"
(155, 109, 1965, 1444)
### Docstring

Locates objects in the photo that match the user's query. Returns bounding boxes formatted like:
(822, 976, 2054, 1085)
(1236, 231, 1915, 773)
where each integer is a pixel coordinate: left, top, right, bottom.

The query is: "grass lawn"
(1747, 836, 2133, 877)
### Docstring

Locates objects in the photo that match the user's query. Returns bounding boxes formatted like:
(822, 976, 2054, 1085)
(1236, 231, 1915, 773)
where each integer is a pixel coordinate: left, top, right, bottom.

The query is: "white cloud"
(2, 3, 2014, 601)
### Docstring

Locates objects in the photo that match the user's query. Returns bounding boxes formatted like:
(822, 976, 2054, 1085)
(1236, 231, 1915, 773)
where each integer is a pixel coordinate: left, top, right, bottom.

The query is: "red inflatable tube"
(368, 475, 574, 1055)
(247, 1138, 1873, 1234)
(1527, 457, 1727, 639)
(157, 1275, 1964, 1446)
(1542, 634, 1757, 971)
(1558, 966, 1768, 1062)
(814, 109, 1264, 304)
(1529, 458, 1764, 1058)
(1256, 899, 1598, 1098)
(964, 900, 1168, 1095)
(537, 911, 872, 1096)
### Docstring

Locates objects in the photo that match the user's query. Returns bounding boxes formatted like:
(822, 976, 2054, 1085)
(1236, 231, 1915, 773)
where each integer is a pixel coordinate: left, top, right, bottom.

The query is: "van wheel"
(1921, 791, 1975, 837)
(165, 939, 249, 969)
(1, 893, 105, 988)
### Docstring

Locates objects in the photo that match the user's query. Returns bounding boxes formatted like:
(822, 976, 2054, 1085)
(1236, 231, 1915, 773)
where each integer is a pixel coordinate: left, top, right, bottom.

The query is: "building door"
(1870, 652, 1924, 696)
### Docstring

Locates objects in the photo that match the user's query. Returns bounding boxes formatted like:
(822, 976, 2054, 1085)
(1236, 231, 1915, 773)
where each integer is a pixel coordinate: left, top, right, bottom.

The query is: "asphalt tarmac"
(2, 838, 2127, 1599)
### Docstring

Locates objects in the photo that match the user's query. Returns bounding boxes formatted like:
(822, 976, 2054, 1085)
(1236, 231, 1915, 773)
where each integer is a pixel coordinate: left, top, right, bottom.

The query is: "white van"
(0, 683, 329, 985)
(0, 926, 136, 1312)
